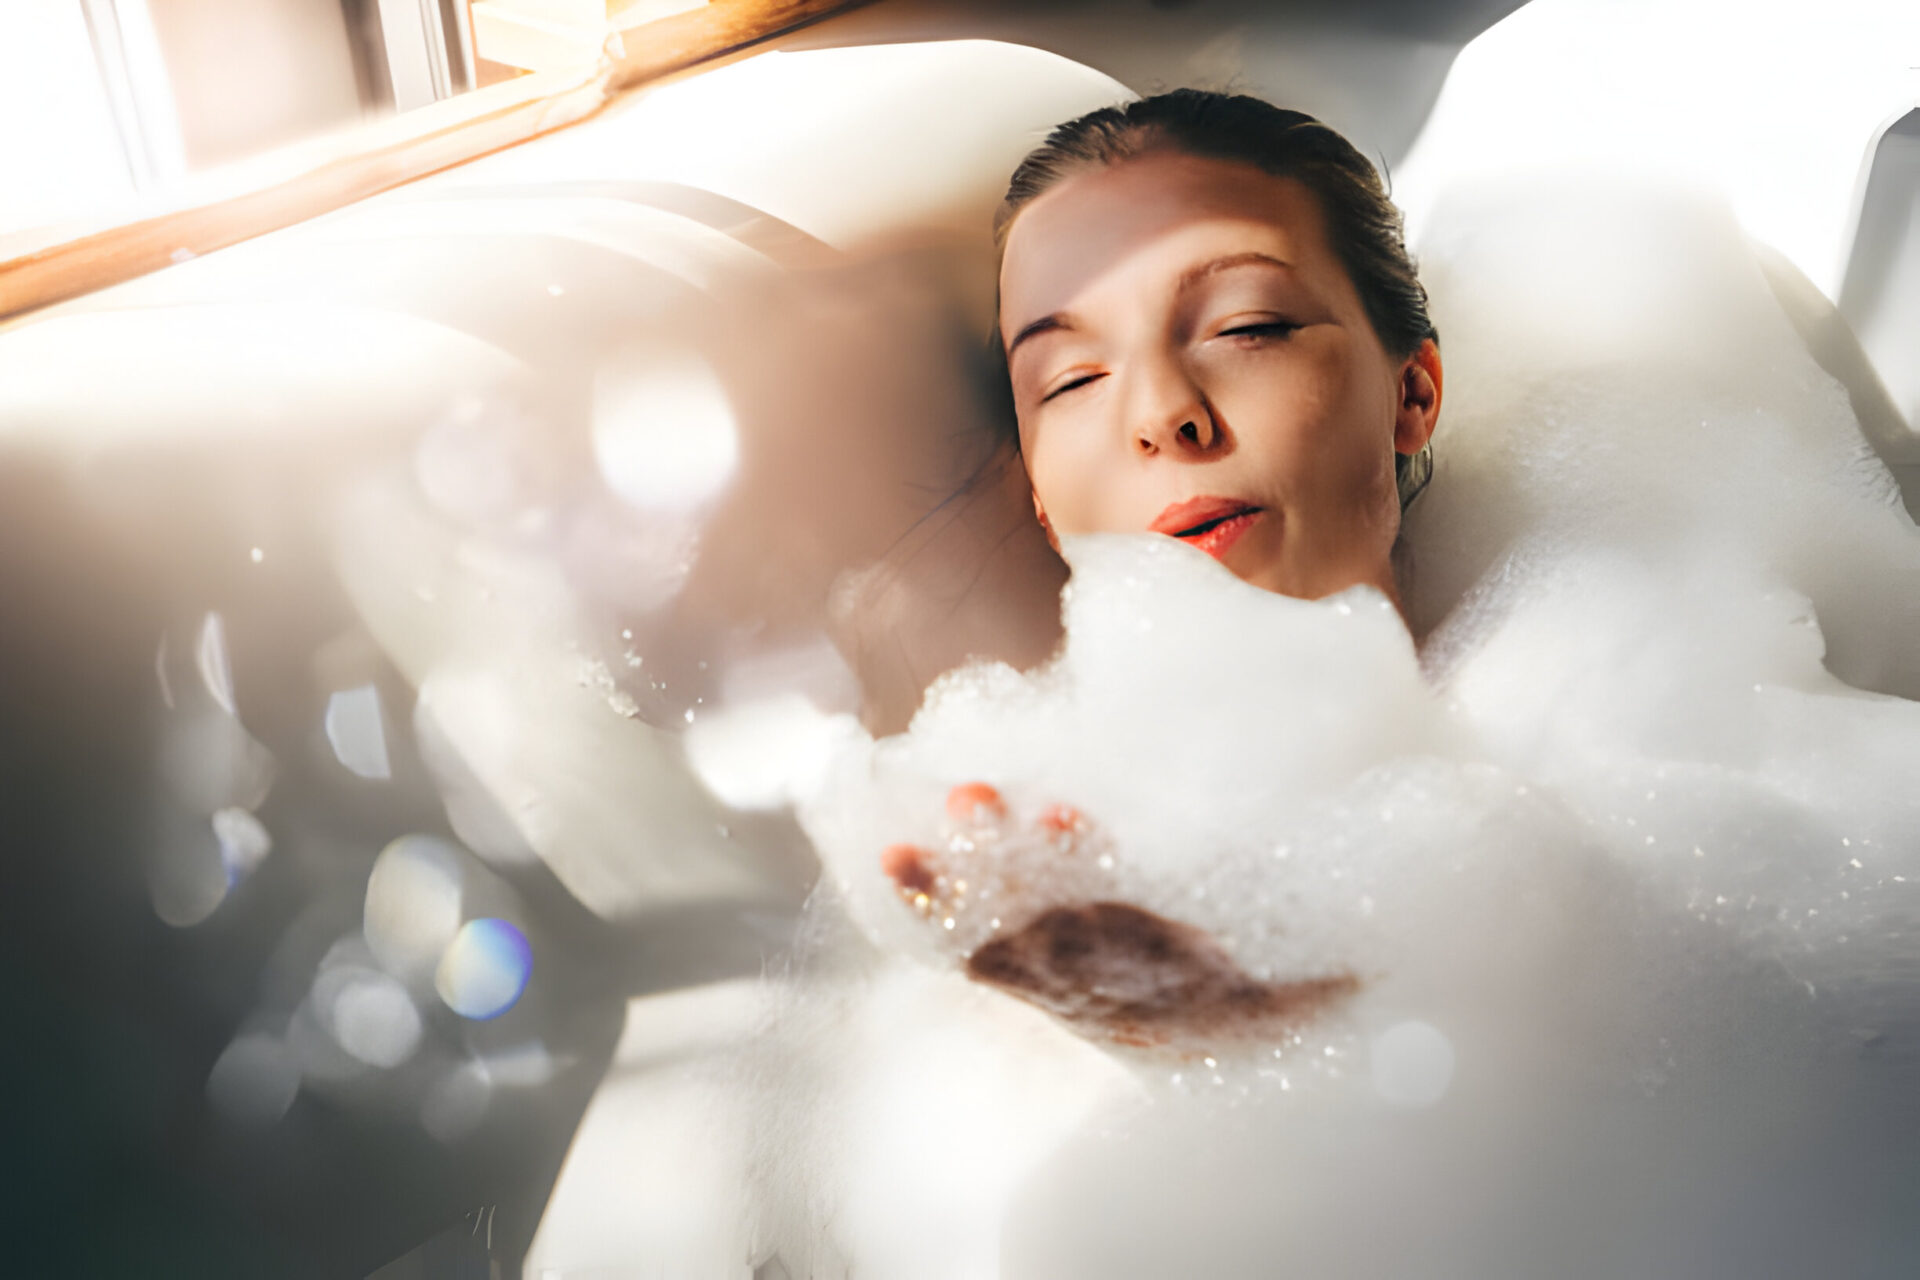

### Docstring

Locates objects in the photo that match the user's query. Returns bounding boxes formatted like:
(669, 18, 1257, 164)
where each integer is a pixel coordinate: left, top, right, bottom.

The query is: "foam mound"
(746, 175, 1920, 1278)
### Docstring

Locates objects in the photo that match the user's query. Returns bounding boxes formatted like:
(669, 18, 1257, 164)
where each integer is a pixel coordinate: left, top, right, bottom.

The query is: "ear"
(1394, 338, 1442, 455)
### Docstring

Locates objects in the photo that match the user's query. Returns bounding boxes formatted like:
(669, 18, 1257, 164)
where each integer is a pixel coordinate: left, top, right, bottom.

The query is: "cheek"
(1217, 356, 1352, 473)
(1221, 352, 1395, 524)
(1021, 415, 1111, 533)
(1299, 350, 1392, 484)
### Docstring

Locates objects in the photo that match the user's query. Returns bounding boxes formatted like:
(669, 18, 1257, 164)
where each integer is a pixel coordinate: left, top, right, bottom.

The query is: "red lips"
(1149, 496, 1264, 561)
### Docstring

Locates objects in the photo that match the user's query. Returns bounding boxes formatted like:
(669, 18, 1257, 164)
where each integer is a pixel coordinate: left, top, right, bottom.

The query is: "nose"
(1127, 356, 1218, 457)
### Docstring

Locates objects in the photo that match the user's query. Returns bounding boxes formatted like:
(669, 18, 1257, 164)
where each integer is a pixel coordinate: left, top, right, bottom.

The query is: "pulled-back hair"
(994, 89, 1436, 507)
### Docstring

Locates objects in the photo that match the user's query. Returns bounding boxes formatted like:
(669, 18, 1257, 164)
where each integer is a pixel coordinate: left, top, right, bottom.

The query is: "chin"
(1222, 558, 1303, 598)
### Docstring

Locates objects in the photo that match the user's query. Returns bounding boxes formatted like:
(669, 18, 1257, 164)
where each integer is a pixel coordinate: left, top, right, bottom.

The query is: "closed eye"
(1218, 320, 1300, 340)
(1041, 372, 1106, 403)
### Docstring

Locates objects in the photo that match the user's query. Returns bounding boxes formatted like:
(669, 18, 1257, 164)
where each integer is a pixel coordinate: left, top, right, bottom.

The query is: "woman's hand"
(880, 783, 1356, 1048)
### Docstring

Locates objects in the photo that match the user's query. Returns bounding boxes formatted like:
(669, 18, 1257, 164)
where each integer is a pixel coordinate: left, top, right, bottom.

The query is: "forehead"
(998, 149, 1341, 336)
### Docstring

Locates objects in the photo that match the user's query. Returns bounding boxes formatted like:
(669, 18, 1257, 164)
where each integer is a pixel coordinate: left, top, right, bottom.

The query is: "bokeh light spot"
(591, 346, 738, 512)
(1371, 1020, 1457, 1109)
(683, 694, 855, 809)
(212, 806, 272, 887)
(150, 821, 230, 927)
(196, 611, 237, 715)
(435, 917, 533, 1021)
(206, 1032, 300, 1126)
(421, 1060, 493, 1143)
(315, 965, 422, 1069)
(364, 835, 466, 986)
(325, 684, 392, 780)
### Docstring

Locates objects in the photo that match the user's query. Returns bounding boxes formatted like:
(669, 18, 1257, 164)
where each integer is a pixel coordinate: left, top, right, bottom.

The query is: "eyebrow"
(1004, 253, 1293, 361)
(1177, 250, 1293, 292)
(1005, 313, 1071, 361)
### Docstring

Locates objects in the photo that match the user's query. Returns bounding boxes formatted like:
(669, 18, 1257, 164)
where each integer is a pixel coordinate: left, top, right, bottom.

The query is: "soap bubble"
(435, 918, 532, 1021)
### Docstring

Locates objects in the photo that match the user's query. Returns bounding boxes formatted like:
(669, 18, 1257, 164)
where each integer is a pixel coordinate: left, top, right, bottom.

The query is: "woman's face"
(998, 148, 1441, 601)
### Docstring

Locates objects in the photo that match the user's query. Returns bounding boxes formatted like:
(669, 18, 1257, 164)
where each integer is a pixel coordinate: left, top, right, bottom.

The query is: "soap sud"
(802, 539, 1676, 1104)
(641, 177, 1920, 1275)
(802, 177, 1920, 1054)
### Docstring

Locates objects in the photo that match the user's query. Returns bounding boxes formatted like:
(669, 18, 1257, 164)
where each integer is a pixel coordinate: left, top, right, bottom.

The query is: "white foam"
(727, 176, 1920, 1276)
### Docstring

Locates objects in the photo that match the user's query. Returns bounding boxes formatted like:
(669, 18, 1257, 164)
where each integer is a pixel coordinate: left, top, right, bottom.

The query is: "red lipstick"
(1149, 496, 1264, 562)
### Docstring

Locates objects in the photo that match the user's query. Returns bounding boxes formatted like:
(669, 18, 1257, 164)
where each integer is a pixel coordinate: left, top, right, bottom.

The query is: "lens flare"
(683, 694, 857, 809)
(151, 806, 271, 927)
(421, 1059, 493, 1143)
(1370, 1020, 1457, 1109)
(363, 835, 466, 986)
(331, 973, 423, 1068)
(412, 682, 541, 868)
(149, 827, 229, 927)
(313, 962, 423, 1069)
(478, 1038, 559, 1087)
(212, 806, 272, 886)
(325, 683, 392, 780)
(158, 703, 276, 816)
(196, 611, 237, 715)
(435, 917, 533, 1020)
(591, 345, 738, 512)
(206, 1031, 300, 1126)
(413, 392, 536, 524)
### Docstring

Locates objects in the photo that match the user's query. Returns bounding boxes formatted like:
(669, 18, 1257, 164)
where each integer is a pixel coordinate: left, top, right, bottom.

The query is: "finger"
(945, 781, 1006, 825)
(879, 842, 937, 896)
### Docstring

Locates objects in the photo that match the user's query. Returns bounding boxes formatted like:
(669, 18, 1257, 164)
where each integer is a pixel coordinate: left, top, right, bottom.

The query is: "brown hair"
(993, 89, 1436, 507)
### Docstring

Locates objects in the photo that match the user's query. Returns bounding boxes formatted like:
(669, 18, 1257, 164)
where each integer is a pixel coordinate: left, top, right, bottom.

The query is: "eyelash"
(1219, 320, 1299, 340)
(1037, 322, 1297, 403)
(1041, 372, 1104, 403)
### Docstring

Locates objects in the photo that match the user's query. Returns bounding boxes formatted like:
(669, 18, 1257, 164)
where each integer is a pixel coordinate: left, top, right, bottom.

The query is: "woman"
(996, 88, 1442, 612)
(883, 90, 1446, 1043)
